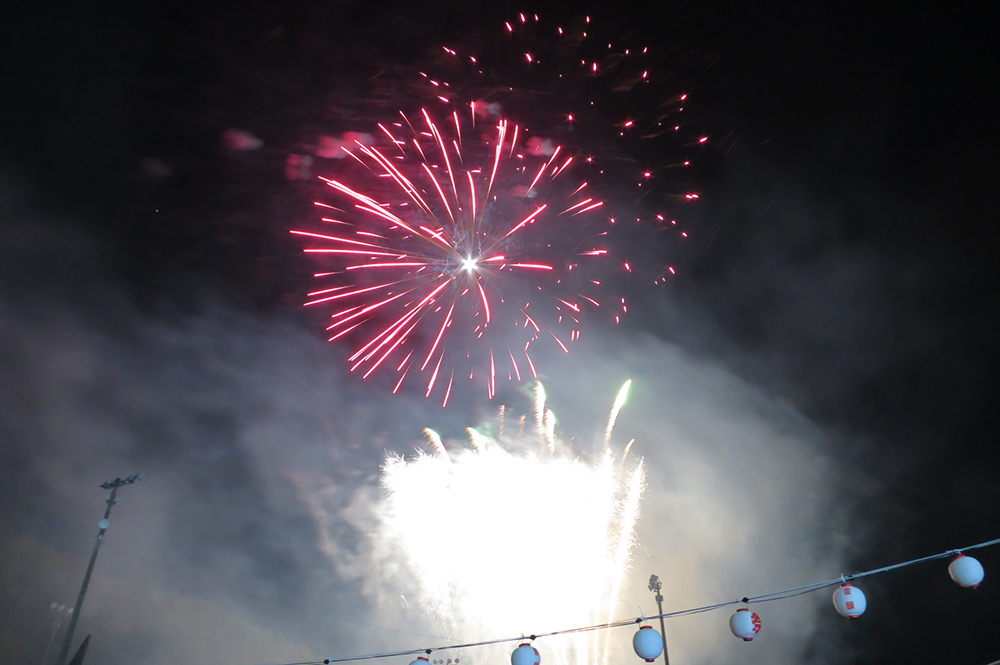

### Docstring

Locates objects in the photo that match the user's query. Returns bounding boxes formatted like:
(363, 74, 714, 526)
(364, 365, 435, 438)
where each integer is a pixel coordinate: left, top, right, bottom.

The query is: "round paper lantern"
(832, 583, 867, 618)
(409, 657, 429, 665)
(729, 608, 762, 641)
(948, 554, 985, 588)
(511, 643, 540, 665)
(632, 625, 663, 662)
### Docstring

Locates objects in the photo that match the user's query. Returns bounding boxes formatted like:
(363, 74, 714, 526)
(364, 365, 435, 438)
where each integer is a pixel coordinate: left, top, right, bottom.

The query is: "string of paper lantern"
(275, 536, 999, 665)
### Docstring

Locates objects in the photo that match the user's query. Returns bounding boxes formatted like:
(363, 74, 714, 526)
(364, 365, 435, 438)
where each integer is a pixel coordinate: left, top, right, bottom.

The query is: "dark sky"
(2, 1, 999, 664)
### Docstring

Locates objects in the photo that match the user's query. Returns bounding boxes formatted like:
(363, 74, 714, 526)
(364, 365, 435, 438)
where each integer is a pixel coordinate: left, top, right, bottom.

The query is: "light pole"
(648, 575, 670, 665)
(55, 474, 141, 665)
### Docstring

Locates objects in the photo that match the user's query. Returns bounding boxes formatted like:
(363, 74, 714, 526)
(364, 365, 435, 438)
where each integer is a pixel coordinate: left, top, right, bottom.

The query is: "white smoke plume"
(1, 182, 848, 665)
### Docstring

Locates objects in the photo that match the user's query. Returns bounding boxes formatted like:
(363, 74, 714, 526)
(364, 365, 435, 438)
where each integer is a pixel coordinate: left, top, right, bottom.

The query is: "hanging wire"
(259, 536, 1000, 665)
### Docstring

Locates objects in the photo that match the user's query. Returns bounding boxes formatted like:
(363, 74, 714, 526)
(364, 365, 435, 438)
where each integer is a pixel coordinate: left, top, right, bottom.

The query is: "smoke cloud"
(1, 180, 850, 665)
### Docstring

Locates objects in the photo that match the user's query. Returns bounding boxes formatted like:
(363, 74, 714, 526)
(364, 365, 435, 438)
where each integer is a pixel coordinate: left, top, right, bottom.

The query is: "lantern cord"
(745, 535, 1000, 605)
(258, 536, 1000, 665)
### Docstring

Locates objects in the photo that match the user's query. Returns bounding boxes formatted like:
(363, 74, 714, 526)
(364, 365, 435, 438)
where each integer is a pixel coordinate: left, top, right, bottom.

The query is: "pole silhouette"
(648, 574, 670, 665)
(55, 474, 141, 665)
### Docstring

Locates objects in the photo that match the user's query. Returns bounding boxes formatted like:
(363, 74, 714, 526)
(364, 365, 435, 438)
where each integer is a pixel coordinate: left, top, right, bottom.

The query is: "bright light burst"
(295, 109, 622, 403)
(379, 382, 644, 665)
(293, 12, 706, 401)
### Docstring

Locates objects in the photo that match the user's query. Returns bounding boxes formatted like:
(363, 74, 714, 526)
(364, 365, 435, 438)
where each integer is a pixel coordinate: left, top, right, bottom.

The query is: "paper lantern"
(632, 625, 663, 662)
(729, 608, 762, 641)
(948, 554, 985, 588)
(511, 643, 540, 665)
(832, 583, 867, 618)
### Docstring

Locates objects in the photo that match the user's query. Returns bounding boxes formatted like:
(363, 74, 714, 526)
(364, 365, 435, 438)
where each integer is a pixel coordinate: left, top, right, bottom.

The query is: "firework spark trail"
(604, 379, 632, 447)
(297, 110, 622, 402)
(422, 428, 447, 457)
(543, 408, 556, 455)
(377, 384, 644, 665)
(602, 457, 645, 665)
(533, 380, 547, 433)
(620, 438, 636, 467)
(466, 427, 489, 452)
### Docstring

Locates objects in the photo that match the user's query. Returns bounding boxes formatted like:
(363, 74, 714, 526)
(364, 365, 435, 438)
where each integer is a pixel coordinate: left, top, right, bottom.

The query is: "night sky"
(2, 1, 998, 665)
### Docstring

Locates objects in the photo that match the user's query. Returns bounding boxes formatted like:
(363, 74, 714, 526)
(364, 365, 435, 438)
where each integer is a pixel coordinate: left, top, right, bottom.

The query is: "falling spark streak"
(499, 204, 548, 240)
(422, 114, 460, 194)
(392, 367, 409, 394)
(297, 110, 617, 401)
(466, 170, 477, 224)
(451, 110, 462, 147)
(421, 162, 457, 224)
(485, 119, 507, 203)
(489, 349, 497, 398)
(526, 145, 562, 196)
(570, 201, 604, 216)
(328, 320, 364, 341)
(331, 290, 417, 336)
(508, 350, 521, 381)
(476, 279, 491, 324)
(509, 263, 554, 270)
(426, 353, 445, 397)
(348, 282, 450, 361)
(561, 197, 596, 214)
(360, 315, 423, 379)
(442, 372, 455, 407)
(524, 348, 538, 378)
(304, 281, 403, 307)
(344, 262, 425, 270)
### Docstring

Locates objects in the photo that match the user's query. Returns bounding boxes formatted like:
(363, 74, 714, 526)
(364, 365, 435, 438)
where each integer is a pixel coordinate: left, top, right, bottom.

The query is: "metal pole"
(55, 474, 140, 665)
(648, 575, 670, 665)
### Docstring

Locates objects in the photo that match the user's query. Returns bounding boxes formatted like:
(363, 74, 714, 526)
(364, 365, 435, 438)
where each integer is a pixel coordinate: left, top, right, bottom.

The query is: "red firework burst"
(294, 106, 624, 405)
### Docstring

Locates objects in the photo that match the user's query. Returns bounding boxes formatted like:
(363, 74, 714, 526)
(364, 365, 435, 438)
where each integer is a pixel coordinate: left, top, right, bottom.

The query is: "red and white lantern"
(511, 643, 540, 665)
(409, 657, 429, 665)
(632, 625, 663, 662)
(729, 608, 762, 641)
(948, 554, 985, 588)
(832, 583, 867, 618)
